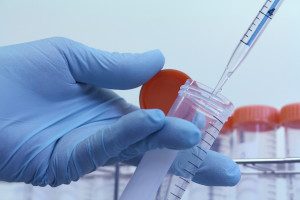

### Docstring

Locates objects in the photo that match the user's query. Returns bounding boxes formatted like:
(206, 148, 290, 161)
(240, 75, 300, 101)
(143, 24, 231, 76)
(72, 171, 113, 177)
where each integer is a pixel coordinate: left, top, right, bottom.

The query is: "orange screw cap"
(220, 116, 234, 134)
(280, 103, 300, 129)
(233, 105, 279, 132)
(139, 69, 190, 115)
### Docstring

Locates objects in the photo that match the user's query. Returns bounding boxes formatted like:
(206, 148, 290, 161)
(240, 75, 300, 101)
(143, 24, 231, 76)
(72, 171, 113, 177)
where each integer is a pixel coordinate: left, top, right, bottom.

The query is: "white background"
(1, 0, 299, 199)
(1, 0, 299, 107)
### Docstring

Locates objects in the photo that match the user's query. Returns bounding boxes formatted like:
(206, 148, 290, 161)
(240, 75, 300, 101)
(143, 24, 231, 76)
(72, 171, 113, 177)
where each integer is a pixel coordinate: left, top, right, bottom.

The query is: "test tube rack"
(82, 158, 300, 180)
(235, 158, 300, 175)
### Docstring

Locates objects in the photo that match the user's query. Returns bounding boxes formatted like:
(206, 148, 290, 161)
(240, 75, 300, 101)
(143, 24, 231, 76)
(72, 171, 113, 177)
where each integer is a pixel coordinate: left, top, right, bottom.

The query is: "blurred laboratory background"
(0, 0, 300, 199)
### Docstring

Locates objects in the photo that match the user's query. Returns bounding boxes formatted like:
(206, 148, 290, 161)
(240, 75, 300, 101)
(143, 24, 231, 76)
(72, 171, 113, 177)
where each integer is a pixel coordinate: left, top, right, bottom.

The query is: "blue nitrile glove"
(0, 37, 240, 187)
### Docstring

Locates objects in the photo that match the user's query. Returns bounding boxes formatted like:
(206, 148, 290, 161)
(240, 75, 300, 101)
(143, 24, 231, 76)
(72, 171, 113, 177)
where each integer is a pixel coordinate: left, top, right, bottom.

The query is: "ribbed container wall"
(280, 103, 300, 200)
(232, 106, 279, 200)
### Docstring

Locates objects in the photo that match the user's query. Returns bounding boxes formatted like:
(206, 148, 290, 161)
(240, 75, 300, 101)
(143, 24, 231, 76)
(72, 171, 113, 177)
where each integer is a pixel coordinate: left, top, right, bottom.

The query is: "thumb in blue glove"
(0, 37, 240, 187)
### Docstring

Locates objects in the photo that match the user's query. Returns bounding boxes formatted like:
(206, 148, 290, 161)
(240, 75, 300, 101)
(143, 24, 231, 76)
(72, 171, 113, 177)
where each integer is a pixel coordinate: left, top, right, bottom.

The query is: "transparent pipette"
(159, 0, 286, 199)
(212, 0, 285, 95)
(119, 1, 286, 200)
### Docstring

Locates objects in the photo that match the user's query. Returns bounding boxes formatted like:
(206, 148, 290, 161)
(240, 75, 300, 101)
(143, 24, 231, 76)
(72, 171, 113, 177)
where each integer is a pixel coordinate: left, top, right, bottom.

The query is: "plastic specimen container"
(120, 69, 234, 200)
(232, 105, 279, 200)
(280, 103, 300, 200)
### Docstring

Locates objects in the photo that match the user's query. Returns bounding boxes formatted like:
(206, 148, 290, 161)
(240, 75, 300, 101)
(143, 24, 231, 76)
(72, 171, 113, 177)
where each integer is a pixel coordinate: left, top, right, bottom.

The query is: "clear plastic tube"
(155, 80, 234, 200)
(232, 106, 278, 200)
(280, 103, 300, 199)
(208, 119, 234, 200)
(233, 128, 277, 200)
(120, 80, 233, 200)
(285, 127, 300, 199)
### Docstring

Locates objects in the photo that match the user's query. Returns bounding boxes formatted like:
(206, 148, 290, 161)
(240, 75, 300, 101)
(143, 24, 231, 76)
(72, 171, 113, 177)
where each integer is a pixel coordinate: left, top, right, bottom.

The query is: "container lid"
(280, 103, 300, 129)
(233, 105, 279, 132)
(220, 116, 233, 134)
(139, 69, 190, 114)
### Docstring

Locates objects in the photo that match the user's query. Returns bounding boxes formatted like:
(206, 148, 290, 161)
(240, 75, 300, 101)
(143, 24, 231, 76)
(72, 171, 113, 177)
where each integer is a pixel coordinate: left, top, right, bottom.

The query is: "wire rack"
(82, 158, 300, 180)
(234, 157, 300, 175)
(81, 158, 300, 200)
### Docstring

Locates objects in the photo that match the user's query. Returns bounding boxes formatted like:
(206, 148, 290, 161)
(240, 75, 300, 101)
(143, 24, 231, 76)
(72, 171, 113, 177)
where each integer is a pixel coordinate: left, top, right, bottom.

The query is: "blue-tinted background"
(0, 0, 299, 199)
(1, 0, 299, 107)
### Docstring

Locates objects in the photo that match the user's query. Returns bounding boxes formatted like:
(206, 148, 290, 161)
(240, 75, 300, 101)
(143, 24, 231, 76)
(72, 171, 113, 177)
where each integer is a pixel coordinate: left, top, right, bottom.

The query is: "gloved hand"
(0, 37, 240, 187)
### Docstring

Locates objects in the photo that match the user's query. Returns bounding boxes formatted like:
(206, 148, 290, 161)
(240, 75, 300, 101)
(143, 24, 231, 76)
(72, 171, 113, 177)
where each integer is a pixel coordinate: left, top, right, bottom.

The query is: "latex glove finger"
(121, 150, 240, 187)
(48, 37, 165, 89)
(122, 153, 240, 187)
(46, 109, 164, 186)
(105, 116, 203, 165)
(193, 150, 240, 186)
(170, 149, 240, 187)
(47, 109, 200, 186)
